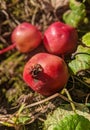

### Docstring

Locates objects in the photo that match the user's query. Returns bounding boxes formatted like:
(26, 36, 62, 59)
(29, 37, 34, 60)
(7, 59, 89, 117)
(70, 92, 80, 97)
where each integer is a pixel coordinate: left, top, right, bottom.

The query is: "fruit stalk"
(0, 43, 16, 55)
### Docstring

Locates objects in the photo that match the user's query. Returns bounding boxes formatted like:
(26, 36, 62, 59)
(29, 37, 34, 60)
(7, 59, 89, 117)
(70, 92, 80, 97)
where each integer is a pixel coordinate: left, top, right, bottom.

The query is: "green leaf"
(17, 115, 30, 124)
(68, 45, 90, 75)
(63, 0, 86, 27)
(53, 114, 90, 130)
(43, 104, 90, 130)
(13, 115, 30, 125)
(82, 32, 90, 47)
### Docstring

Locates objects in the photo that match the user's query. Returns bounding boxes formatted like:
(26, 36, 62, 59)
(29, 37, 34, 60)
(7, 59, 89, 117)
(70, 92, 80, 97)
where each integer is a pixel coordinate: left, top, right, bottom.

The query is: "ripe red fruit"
(0, 22, 42, 54)
(11, 22, 42, 53)
(43, 22, 78, 56)
(23, 53, 69, 96)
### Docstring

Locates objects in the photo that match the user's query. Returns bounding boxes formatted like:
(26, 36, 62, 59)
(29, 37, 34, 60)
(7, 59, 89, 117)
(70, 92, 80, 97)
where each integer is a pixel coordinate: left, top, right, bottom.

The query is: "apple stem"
(30, 64, 43, 78)
(0, 43, 16, 54)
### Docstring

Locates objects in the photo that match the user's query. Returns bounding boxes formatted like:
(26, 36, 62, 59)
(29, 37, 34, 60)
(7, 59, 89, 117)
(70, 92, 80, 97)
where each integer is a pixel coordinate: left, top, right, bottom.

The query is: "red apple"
(0, 22, 42, 54)
(11, 22, 42, 53)
(43, 22, 78, 56)
(23, 53, 69, 96)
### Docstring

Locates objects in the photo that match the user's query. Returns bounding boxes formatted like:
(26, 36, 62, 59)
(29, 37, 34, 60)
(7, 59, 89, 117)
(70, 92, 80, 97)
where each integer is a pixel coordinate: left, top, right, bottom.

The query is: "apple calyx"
(30, 64, 43, 78)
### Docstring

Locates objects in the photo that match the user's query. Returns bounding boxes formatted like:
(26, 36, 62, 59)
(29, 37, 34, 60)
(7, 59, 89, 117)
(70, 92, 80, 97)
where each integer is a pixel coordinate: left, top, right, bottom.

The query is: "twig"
(71, 52, 90, 59)
(24, 93, 59, 109)
(31, 7, 39, 25)
(63, 88, 76, 113)
(85, 93, 90, 105)
(24, 93, 84, 109)
(68, 75, 75, 92)
(74, 76, 90, 88)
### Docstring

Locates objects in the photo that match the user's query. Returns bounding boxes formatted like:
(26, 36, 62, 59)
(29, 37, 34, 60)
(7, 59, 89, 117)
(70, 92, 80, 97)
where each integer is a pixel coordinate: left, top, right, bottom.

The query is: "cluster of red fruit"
(0, 22, 78, 96)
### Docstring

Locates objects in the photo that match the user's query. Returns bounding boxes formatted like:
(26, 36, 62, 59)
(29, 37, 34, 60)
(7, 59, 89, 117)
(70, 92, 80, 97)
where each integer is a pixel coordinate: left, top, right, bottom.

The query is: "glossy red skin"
(43, 22, 78, 55)
(23, 53, 69, 96)
(11, 22, 42, 53)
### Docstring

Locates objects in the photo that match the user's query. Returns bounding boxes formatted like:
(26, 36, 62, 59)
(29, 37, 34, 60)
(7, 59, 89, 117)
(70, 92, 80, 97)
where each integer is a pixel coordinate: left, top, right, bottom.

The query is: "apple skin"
(43, 22, 78, 56)
(11, 22, 42, 53)
(23, 53, 69, 96)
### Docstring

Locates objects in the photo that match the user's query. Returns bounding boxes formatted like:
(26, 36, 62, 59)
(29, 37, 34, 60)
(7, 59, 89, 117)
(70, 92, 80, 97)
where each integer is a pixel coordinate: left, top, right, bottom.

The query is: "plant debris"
(0, 0, 90, 130)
